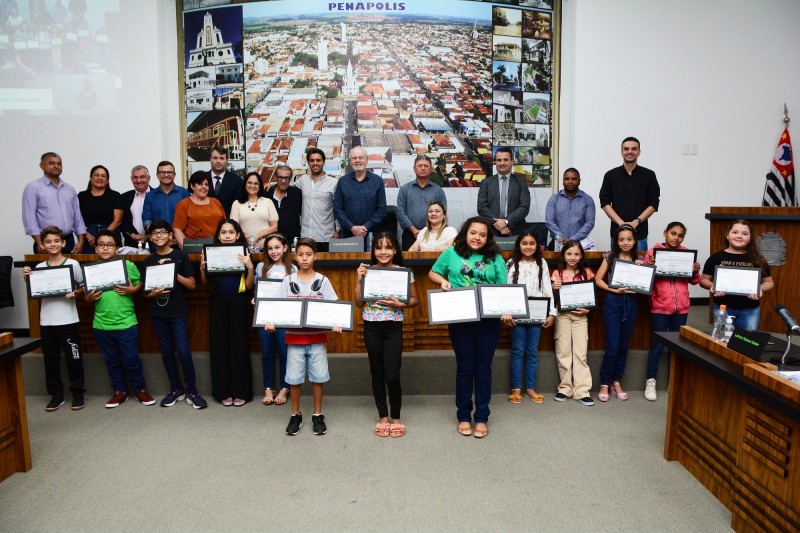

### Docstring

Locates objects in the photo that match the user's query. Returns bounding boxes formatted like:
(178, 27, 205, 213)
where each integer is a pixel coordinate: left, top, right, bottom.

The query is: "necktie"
(499, 176, 508, 218)
(214, 176, 221, 195)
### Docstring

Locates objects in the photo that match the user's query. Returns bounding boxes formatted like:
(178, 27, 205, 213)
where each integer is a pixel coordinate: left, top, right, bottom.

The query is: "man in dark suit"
(477, 146, 531, 236)
(120, 164, 152, 247)
(207, 146, 242, 217)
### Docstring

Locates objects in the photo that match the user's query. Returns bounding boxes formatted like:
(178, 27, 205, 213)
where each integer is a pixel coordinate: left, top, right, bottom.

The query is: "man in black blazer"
(208, 146, 243, 217)
(477, 146, 531, 236)
(120, 164, 152, 247)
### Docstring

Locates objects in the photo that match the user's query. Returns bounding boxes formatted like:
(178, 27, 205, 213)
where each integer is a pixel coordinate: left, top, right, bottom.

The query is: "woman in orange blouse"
(173, 171, 226, 249)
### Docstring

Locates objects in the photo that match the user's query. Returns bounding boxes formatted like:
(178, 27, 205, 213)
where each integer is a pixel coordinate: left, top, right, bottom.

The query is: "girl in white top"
(408, 201, 457, 252)
(231, 172, 278, 250)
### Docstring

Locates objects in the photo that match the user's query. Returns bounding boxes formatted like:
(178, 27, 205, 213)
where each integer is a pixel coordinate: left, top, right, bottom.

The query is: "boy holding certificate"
(23, 226, 86, 411)
(141, 220, 207, 409)
(85, 230, 155, 408)
(265, 238, 340, 436)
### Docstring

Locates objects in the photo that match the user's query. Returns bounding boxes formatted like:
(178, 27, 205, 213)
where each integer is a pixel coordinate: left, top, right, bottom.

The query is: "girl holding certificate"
(550, 240, 595, 406)
(595, 225, 640, 402)
(355, 232, 418, 438)
(200, 219, 255, 406)
(255, 233, 296, 406)
(505, 231, 555, 405)
(643, 222, 700, 401)
(699, 219, 773, 331)
(429, 216, 511, 439)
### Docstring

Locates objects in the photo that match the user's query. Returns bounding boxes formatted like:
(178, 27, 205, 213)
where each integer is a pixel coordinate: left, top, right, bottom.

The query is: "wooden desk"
(22, 252, 652, 353)
(658, 327, 800, 532)
(0, 337, 40, 483)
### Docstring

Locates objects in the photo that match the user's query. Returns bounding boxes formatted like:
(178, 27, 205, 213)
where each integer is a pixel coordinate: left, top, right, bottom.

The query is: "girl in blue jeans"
(595, 224, 640, 402)
(506, 231, 555, 404)
(255, 233, 296, 406)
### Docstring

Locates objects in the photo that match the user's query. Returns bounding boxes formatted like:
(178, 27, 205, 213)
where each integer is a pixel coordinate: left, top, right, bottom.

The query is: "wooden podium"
(706, 207, 800, 332)
(659, 326, 800, 532)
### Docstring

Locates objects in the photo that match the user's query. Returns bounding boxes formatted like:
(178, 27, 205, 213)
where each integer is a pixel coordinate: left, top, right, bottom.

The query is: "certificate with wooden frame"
(303, 300, 354, 331)
(203, 244, 246, 274)
(653, 249, 697, 279)
(712, 266, 762, 296)
(82, 258, 128, 293)
(252, 298, 304, 328)
(477, 284, 528, 318)
(427, 287, 480, 325)
(609, 259, 656, 295)
(27, 265, 75, 299)
(256, 279, 283, 299)
(143, 262, 176, 293)
(557, 280, 596, 311)
(361, 266, 412, 304)
(515, 297, 551, 325)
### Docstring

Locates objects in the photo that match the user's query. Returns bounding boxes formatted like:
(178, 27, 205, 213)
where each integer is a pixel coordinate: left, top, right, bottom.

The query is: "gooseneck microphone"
(775, 305, 800, 333)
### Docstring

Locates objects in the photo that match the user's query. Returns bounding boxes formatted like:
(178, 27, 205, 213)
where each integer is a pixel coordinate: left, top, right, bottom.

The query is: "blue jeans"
(599, 293, 638, 386)
(94, 326, 146, 391)
(510, 324, 542, 390)
(711, 304, 760, 331)
(646, 313, 687, 380)
(152, 317, 197, 393)
(448, 318, 501, 424)
(259, 328, 288, 389)
(285, 343, 330, 384)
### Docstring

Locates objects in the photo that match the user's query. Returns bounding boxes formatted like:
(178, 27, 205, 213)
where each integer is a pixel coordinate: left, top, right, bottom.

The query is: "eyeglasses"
(276, 176, 291, 181)
(95, 242, 116, 249)
(150, 230, 169, 237)
(157, 171, 175, 176)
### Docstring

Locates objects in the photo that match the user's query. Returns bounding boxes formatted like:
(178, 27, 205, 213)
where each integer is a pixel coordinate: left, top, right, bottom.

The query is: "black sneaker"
(71, 392, 85, 411)
(312, 414, 327, 435)
(186, 392, 208, 409)
(286, 412, 303, 435)
(160, 389, 186, 407)
(46, 396, 64, 412)
(554, 392, 568, 402)
(577, 396, 595, 406)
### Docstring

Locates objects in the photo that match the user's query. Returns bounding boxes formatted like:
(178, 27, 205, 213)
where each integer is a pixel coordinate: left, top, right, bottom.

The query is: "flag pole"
(785, 102, 790, 125)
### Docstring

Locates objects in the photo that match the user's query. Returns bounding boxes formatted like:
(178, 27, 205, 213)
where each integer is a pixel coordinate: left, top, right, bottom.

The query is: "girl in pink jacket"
(643, 222, 700, 401)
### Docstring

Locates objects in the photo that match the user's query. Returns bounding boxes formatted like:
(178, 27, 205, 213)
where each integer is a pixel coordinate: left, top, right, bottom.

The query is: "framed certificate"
(477, 284, 529, 318)
(712, 266, 762, 296)
(82, 259, 128, 293)
(427, 287, 480, 325)
(654, 249, 697, 279)
(557, 280, 596, 311)
(515, 297, 551, 325)
(361, 266, 412, 304)
(252, 298, 304, 328)
(144, 263, 176, 292)
(609, 259, 656, 295)
(27, 265, 75, 299)
(204, 244, 246, 274)
(303, 300, 354, 331)
(256, 279, 284, 299)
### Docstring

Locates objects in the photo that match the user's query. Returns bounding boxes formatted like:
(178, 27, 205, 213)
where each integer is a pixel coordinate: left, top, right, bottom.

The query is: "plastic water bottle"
(137, 241, 144, 254)
(291, 237, 298, 253)
(722, 316, 736, 343)
(554, 233, 563, 252)
(366, 232, 373, 252)
(711, 305, 728, 341)
(248, 234, 256, 253)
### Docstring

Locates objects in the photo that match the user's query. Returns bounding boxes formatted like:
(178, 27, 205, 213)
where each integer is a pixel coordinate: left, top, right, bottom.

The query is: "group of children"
(26, 215, 773, 439)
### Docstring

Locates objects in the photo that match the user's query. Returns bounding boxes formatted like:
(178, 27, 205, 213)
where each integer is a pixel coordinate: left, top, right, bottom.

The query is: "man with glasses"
(265, 165, 302, 243)
(142, 161, 189, 232)
(333, 146, 386, 239)
(120, 165, 152, 248)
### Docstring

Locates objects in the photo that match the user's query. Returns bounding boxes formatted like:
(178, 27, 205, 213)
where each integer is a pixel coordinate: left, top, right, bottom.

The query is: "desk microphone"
(775, 304, 800, 333)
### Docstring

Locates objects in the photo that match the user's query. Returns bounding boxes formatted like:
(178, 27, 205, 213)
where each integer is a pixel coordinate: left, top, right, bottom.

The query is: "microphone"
(775, 305, 800, 333)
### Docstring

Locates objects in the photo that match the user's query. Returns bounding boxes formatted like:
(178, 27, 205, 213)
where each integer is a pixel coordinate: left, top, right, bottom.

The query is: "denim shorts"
(285, 343, 330, 384)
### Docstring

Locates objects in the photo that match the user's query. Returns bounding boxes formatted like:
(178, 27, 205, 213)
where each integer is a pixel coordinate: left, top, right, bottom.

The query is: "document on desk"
(775, 370, 800, 384)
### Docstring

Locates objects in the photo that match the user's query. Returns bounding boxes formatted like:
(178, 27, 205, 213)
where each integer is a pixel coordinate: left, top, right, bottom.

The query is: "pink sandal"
(389, 422, 405, 438)
(375, 422, 390, 437)
(611, 382, 628, 401)
(598, 385, 609, 402)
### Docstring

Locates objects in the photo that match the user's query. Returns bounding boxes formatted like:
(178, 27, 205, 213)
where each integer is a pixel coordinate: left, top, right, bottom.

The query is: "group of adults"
(21, 137, 660, 256)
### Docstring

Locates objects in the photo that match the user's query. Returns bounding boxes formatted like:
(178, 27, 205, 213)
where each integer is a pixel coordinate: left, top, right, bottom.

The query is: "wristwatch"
(635, 217, 643, 224)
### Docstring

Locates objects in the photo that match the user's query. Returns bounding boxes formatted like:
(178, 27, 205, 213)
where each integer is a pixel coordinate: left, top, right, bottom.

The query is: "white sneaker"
(644, 378, 657, 401)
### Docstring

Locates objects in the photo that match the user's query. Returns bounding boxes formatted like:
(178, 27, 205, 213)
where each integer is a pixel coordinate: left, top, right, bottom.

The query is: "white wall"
(560, 0, 800, 295)
(1, 0, 181, 328)
(3, 0, 799, 328)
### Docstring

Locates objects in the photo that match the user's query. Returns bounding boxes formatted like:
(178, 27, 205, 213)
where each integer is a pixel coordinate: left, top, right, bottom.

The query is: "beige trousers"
(554, 312, 592, 399)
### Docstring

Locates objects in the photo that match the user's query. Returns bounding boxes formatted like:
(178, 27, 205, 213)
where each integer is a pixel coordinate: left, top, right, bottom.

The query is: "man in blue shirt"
(333, 146, 386, 239)
(395, 155, 446, 250)
(142, 160, 189, 231)
(544, 167, 596, 249)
